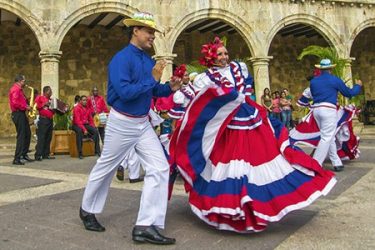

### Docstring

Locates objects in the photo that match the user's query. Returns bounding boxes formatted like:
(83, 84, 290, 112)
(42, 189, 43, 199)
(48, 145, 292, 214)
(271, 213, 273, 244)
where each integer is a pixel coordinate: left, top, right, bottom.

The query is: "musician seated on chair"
(34, 86, 55, 161)
(87, 87, 109, 144)
(72, 95, 101, 159)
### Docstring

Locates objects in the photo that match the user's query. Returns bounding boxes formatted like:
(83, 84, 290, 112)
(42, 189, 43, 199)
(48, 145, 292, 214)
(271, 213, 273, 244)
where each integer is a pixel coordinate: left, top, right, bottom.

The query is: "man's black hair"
(43, 86, 51, 94)
(14, 74, 25, 82)
(74, 95, 81, 103)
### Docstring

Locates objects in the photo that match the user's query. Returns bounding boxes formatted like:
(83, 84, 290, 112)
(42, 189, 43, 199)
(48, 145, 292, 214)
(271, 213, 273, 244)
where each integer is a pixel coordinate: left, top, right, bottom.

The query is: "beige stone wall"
(0, 21, 40, 137)
(351, 28, 375, 101)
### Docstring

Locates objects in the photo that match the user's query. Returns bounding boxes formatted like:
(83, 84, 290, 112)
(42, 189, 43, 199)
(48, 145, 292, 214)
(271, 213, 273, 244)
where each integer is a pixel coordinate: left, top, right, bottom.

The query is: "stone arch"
(0, 0, 44, 49)
(54, 2, 139, 51)
(348, 18, 375, 56)
(165, 8, 261, 57)
(266, 14, 344, 57)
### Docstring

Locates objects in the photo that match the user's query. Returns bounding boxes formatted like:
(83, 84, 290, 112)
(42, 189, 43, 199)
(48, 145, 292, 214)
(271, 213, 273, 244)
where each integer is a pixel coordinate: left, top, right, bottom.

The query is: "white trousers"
(312, 104, 343, 167)
(81, 109, 169, 228)
(120, 148, 141, 180)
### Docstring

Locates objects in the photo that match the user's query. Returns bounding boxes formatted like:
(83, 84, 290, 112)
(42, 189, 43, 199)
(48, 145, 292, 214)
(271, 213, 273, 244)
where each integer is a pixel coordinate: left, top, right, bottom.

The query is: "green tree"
(297, 45, 357, 106)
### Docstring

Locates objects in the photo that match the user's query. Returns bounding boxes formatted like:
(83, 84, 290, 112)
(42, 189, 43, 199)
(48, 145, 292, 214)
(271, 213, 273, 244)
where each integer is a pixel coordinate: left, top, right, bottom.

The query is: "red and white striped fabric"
(290, 105, 360, 160)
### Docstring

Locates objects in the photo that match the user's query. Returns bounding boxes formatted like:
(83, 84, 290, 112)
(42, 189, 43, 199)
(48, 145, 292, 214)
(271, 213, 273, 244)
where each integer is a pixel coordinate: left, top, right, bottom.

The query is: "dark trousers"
(98, 126, 105, 144)
(11, 111, 31, 160)
(35, 117, 53, 158)
(72, 124, 100, 155)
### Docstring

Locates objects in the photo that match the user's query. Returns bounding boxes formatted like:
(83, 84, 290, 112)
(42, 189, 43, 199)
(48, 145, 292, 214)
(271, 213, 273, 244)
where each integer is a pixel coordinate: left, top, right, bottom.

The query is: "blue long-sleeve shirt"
(107, 43, 173, 116)
(310, 71, 361, 105)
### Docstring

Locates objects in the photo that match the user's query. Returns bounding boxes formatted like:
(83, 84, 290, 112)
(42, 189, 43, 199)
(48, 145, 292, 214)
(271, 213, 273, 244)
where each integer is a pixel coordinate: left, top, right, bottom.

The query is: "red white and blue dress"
(290, 88, 360, 160)
(169, 61, 336, 233)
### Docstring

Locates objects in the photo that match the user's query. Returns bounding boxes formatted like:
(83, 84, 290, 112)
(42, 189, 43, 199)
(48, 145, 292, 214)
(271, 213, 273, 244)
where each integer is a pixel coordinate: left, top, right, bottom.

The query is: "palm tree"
(297, 45, 351, 106)
(297, 45, 346, 79)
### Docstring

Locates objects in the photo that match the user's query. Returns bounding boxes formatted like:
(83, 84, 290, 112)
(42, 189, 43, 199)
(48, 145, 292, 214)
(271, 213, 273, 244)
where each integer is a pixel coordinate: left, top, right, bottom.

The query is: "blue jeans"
(281, 109, 291, 128)
(271, 112, 281, 121)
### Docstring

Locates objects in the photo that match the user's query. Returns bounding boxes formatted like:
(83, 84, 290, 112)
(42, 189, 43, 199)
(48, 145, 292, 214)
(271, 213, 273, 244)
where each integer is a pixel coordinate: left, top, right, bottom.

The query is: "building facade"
(0, 0, 374, 136)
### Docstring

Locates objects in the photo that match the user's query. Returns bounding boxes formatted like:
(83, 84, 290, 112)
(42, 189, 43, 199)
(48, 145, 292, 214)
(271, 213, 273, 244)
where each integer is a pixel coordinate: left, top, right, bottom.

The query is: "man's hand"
(152, 60, 167, 82)
(169, 76, 182, 92)
(84, 131, 88, 135)
(26, 106, 31, 111)
(355, 79, 363, 86)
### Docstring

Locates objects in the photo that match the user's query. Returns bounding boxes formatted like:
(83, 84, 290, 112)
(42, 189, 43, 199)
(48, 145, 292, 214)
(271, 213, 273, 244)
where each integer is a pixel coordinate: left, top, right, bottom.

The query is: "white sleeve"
(193, 73, 212, 92)
(239, 62, 249, 78)
(173, 91, 185, 105)
(302, 87, 312, 99)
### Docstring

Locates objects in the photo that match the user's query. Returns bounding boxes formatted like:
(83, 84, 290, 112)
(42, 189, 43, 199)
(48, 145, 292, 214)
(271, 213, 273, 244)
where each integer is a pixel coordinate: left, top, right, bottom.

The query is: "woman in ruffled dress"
(169, 37, 336, 233)
(168, 64, 196, 128)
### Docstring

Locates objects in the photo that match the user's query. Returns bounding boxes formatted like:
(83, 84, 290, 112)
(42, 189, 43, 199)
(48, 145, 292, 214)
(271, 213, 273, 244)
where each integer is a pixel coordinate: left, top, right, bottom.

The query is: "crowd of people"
(261, 87, 294, 129)
(8, 11, 363, 246)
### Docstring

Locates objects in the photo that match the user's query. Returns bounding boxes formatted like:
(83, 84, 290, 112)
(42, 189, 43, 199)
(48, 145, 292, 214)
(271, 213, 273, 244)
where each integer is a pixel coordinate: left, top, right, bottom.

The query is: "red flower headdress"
(173, 64, 187, 78)
(199, 37, 224, 67)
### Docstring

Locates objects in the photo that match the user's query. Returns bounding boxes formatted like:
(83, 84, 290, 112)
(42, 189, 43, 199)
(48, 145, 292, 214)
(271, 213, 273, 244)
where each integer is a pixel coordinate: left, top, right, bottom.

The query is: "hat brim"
(123, 19, 162, 32)
(315, 64, 336, 69)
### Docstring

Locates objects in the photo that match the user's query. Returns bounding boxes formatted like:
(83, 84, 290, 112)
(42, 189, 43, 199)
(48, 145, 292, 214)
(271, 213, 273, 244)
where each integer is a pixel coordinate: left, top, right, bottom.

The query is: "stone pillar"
(343, 57, 355, 87)
(153, 53, 177, 83)
(249, 56, 273, 104)
(342, 57, 355, 105)
(39, 51, 62, 98)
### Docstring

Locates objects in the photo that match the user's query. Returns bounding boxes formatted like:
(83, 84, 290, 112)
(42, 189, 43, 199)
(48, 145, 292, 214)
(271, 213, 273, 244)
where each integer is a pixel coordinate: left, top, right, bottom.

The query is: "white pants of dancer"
(312, 103, 343, 167)
(81, 109, 169, 228)
(120, 148, 141, 180)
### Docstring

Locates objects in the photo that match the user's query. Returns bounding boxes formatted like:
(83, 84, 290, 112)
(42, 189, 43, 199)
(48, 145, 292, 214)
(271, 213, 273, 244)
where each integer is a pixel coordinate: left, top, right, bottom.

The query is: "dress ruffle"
(170, 86, 336, 233)
(289, 105, 360, 160)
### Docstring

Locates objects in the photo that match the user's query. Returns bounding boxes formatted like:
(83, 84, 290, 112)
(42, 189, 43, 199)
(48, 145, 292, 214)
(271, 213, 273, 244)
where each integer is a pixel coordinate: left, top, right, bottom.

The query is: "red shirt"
(154, 94, 174, 111)
(35, 95, 54, 119)
(87, 95, 109, 114)
(9, 83, 28, 112)
(73, 104, 94, 132)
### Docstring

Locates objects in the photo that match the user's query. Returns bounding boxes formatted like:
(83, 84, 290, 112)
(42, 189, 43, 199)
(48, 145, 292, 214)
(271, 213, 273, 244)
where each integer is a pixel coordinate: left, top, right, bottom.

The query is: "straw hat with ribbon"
(315, 58, 336, 69)
(123, 12, 161, 32)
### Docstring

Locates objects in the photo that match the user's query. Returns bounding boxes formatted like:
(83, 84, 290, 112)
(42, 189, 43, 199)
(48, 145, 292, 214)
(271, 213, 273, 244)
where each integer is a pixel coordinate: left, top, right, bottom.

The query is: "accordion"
(51, 98, 69, 114)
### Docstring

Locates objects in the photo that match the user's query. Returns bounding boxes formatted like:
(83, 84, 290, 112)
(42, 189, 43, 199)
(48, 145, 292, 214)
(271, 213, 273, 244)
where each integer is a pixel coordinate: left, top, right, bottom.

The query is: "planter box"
(50, 130, 72, 154)
(69, 131, 95, 158)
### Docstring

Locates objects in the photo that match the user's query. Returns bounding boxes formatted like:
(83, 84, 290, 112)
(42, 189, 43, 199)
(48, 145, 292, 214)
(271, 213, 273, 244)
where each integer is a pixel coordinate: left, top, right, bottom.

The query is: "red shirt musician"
(34, 86, 55, 160)
(72, 95, 101, 159)
(86, 87, 109, 143)
(8, 74, 33, 165)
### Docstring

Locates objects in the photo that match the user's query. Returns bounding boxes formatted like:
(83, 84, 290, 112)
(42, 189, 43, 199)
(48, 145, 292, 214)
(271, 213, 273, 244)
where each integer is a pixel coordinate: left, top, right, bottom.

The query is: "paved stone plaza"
(0, 126, 375, 249)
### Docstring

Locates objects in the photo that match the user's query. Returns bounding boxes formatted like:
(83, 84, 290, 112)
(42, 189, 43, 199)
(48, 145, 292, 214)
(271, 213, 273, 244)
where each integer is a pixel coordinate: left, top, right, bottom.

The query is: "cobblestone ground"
(0, 125, 374, 250)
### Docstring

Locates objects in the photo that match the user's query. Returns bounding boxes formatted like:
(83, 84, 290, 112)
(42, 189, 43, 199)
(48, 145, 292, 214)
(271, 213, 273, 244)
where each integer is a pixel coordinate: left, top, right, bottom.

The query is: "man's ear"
(133, 26, 140, 37)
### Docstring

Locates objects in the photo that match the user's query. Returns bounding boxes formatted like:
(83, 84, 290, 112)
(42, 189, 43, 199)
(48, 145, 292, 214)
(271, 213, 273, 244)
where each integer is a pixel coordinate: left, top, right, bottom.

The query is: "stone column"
(39, 51, 62, 98)
(342, 57, 355, 105)
(153, 53, 177, 83)
(249, 56, 273, 104)
(343, 57, 355, 87)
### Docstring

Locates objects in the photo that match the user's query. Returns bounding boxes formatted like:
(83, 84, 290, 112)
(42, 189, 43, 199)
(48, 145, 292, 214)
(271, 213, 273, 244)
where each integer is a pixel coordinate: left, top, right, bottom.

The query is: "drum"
(98, 113, 108, 127)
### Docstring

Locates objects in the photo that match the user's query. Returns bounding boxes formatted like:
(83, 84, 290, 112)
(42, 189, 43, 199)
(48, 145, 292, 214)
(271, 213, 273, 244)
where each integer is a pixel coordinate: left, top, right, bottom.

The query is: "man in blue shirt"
(79, 12, 180, 245)
(310, 59, 362, 171)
